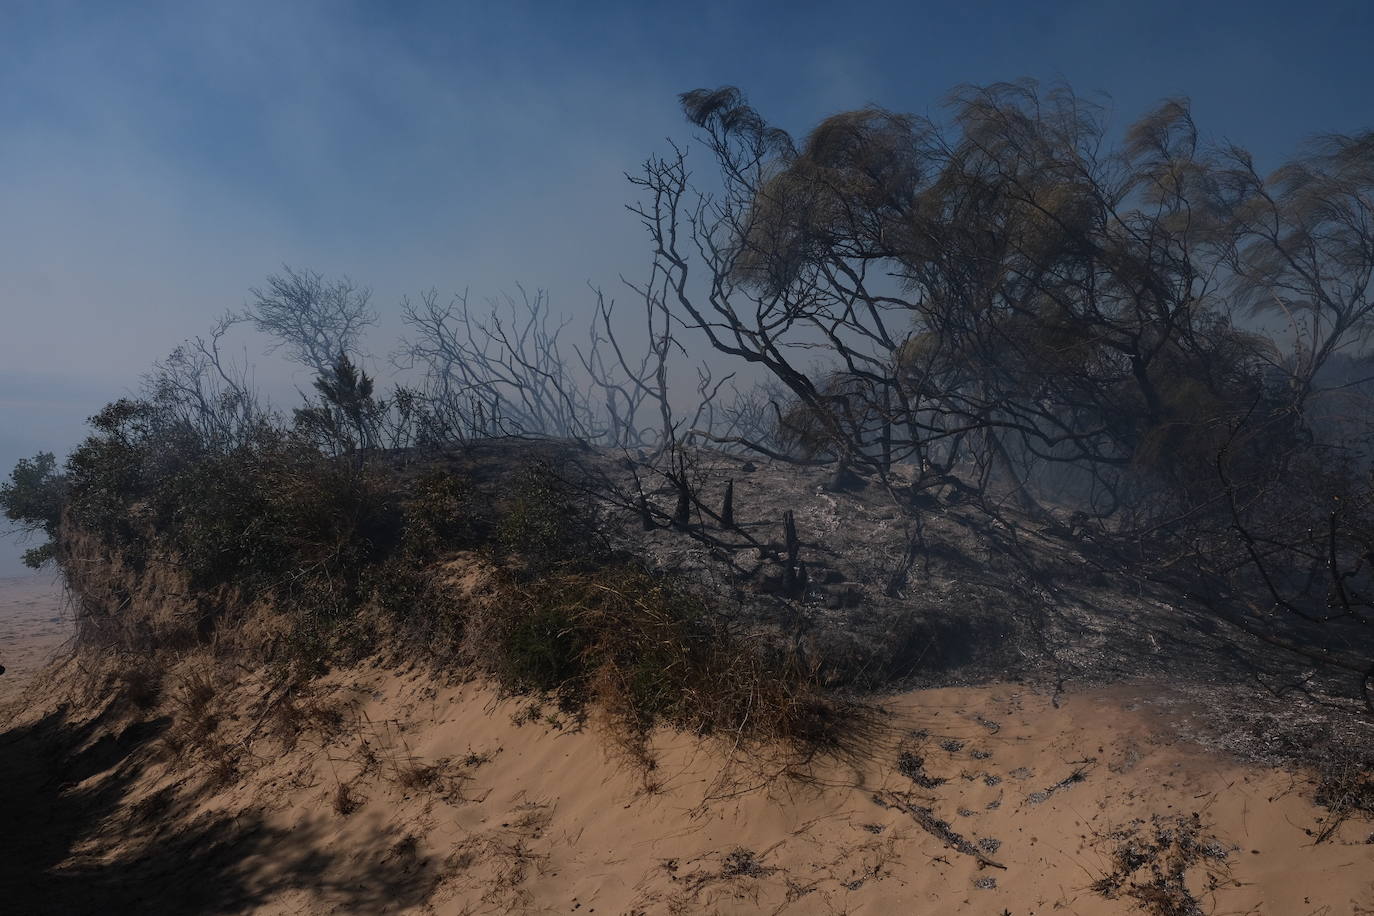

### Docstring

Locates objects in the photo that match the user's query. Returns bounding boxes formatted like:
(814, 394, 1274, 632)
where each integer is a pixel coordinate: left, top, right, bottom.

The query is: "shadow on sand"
(0, 701, 439, 915)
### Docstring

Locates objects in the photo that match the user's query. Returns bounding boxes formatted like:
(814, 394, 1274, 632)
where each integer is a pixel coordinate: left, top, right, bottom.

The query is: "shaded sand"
(0, 573, 71, 709)
(3, 657, 1371, 914)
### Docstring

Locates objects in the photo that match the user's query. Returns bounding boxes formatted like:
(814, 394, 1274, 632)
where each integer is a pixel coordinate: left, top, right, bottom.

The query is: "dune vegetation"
(3, 80, 1374, 913)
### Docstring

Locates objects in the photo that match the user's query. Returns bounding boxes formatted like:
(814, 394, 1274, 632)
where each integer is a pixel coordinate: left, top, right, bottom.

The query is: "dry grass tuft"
(332, 781, 363, 816)
(1312, 751, 1374, 843)
(118, 662, 163, 711)
(262, 685, 349, 753)
(1091, 813, 1235, 915)
(132, 656, 246, 789)
(395, 759, 441, 792)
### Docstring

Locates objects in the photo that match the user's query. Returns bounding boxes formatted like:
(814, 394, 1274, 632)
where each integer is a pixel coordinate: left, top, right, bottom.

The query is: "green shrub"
(482, 564, 866, 752)
(496, 462, 589, 564)
(0, 452, 67, 566)
(31, 392, 868, 759)
(64, 399, 165, 543)
(401, 471, 484, 557)
(150, 446, 286, 588)
(501, 603, 589, 692)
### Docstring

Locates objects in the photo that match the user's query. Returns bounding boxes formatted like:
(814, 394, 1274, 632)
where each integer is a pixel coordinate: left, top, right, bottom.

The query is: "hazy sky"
(2, 0, 1370, 572)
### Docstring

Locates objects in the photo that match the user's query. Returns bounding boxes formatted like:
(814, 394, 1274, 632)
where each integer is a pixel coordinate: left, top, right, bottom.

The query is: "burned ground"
(516, 441, 1374, 765)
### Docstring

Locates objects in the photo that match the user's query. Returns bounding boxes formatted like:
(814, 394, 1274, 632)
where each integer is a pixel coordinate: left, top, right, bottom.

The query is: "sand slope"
(3, 650, 1371, 915)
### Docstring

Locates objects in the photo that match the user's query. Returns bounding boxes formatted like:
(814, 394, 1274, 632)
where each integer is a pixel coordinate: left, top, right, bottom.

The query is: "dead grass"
(395, 759, 441, 791)
(1090, 813, 1235, 915)
(152, 659, 244, 787)
(262, 685, 349, 753)
(1312, 751, 1374, 843)
(332, 781, 363, 816)
(443, 807, 552, 912)
(118, 663, 163, 711)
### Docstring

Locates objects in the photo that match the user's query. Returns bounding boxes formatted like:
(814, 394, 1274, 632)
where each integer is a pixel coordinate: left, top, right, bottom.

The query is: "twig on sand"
(874, 791, 1007, 870)
(240, 676, 295, 750)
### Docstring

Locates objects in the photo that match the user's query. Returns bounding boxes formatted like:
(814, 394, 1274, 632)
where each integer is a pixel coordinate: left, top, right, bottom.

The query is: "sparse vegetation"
(1312, 751, 1374, 843)
(477, 563, 864, 752)
(1091, 814, 1235, 915)
(8, 0, 1374, 903)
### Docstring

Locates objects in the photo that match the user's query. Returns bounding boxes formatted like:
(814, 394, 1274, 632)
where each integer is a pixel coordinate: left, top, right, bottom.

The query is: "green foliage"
(19, 542, 57, 569)
(364, 472, 486, 654)
(481, 564, 857, 749)
(0, 452, 65, 531)
(55, 393, 402, 653)
(64, 399, 162, 542)
(293, 353, 384, 454)
(401, 471, 484, 558)
(29, 385, 868, 758)
(149, 446, 286, 588)
(0, 451, 66, 567)
(500, 603, 588, 693)
(496, 462, 589, 564)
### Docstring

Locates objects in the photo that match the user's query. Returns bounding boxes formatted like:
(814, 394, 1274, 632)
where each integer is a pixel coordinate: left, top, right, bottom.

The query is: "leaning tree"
(632, 80, 1374, 705)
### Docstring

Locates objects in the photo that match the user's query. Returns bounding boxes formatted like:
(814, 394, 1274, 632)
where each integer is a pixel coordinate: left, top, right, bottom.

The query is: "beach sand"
(0, 573, 72, 709)
(1, 575, 1370, 912)
(6, 656, 1369, 914)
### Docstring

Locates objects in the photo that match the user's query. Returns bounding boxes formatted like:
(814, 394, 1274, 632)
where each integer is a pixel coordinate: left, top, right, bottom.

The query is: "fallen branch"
(874, 791, 1006, 870)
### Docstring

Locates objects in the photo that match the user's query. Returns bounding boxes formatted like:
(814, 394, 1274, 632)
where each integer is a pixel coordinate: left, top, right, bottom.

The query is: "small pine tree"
(293, 353, 383, 456)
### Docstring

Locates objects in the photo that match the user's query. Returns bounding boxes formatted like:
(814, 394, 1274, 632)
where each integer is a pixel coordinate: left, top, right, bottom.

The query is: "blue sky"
(1, 0, 1371, 571)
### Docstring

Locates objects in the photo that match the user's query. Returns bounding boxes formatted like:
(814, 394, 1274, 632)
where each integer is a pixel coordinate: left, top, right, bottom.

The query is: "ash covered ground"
(443, 439, 1374, 764)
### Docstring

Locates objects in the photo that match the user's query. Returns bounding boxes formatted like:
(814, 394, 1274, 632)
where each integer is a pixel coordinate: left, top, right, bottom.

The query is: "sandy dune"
(3, 654, 1371, 914)
(1, 573, 1371, 913)
(252, 673, 1373, 915)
